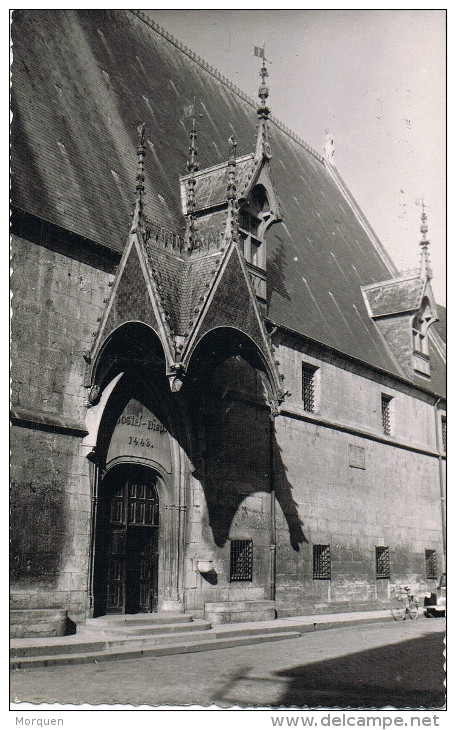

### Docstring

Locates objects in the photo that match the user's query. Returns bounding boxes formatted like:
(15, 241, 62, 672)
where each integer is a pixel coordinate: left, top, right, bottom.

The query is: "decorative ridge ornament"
(254, 44, 272, 162)
(131, 122, 146, 233)
(416, 197, 432, 280)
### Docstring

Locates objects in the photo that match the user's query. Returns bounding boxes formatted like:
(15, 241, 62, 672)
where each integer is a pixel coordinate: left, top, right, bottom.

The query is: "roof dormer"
(361, 203, 440, 382)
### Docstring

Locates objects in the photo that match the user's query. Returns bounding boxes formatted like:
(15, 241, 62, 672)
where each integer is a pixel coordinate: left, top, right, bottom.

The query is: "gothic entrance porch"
(93, 465, 160, 616)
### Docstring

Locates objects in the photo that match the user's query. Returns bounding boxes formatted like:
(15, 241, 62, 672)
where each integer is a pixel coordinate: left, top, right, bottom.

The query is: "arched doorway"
(93, 464, 160, 616)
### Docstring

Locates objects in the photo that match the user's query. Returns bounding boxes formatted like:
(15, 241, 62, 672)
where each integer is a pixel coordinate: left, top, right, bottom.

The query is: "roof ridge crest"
(130, 9, 324, 164)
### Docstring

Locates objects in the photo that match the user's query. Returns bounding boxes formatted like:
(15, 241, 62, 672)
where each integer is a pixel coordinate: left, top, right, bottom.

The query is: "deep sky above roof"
(10, 9, 445, 394)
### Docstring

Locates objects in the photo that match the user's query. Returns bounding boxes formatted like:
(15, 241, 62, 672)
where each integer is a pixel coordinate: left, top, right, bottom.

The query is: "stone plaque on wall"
(106, 398, 172, 473)
(348, 444, 365, 470)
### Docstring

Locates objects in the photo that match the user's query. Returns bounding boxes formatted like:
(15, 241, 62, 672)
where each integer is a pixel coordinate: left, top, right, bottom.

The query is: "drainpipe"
(433, 397, 446, 569)
(269, 413, 276, 603)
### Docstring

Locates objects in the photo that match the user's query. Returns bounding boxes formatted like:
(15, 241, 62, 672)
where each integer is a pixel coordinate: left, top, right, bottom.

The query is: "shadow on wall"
(184, 328, 307, 550)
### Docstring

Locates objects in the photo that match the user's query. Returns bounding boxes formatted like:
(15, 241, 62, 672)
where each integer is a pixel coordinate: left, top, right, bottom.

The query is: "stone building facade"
(10, 10, 445, 636)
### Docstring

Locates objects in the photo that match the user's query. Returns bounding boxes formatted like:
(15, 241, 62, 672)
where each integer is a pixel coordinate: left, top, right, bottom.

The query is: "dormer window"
(412, 299, 433, 376)
(239, 185, 274, 305)
(239, 185, 270, 271)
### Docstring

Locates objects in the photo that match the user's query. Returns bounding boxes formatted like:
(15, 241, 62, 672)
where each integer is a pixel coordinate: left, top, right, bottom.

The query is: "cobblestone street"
(10, 620, 445, 709)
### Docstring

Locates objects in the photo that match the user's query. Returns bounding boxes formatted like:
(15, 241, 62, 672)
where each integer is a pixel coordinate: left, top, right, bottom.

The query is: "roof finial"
(324, 129, 335, 163)
(131, 122, 146, 233)
(254, 44, 272, 162)
(184, 101, 199, 252)
(416, 196, 432, 279)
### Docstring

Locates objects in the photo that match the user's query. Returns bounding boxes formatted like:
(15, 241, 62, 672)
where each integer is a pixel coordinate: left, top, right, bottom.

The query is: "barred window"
(381, 394, 393, 436)
(376, 546, 390, 579)
(302, 364, 317, 412)
(230, 539, 253, 581)
(313, 544, 331, 580)
(441, 416, 446, 453)
(425, 549, 437, 580)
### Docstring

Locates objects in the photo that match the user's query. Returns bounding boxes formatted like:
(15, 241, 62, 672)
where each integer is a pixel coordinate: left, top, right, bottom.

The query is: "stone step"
(11, 638, 107, 658)
(10, 630, 301, 669)
(79, 619, 210, 637)
(103, 628, 216, 651)
(11, 624, 213, 658)
(84, 611, 193, 628)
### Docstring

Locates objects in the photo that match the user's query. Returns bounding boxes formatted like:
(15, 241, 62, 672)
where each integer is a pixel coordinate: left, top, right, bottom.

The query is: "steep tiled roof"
(11, 9, 445, 395)
(434, 303, 446, 344)
(362, 275, 425, 317)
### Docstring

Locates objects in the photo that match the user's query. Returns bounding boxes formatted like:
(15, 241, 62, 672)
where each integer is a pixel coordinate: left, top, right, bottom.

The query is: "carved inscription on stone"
(106, 399, 172, 473)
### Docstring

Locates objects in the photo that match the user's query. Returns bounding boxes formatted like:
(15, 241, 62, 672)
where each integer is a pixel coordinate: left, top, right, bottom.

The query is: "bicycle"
(390, 585, 419, 620)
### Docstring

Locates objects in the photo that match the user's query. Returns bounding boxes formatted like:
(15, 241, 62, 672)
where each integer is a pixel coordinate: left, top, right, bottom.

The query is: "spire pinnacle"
(131, 123, 146, 233)
(226, 135, 238, 239)
(254, 44, 272, 162)
(184, 102, 199, 251)
(416, 196, 432, 280)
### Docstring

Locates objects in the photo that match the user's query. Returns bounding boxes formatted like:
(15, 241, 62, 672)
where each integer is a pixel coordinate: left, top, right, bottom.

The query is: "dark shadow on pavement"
(270, 631, 445, 709)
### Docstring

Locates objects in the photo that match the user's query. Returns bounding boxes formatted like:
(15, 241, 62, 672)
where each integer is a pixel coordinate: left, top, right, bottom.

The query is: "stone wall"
(271, 338, 445, 615)
(10, 232, 445, 624)
(10, 233, 110, 622)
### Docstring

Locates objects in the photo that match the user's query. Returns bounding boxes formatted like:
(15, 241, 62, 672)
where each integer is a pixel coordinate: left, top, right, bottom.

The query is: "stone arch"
(184, 325, 282, 415)
(89, 321, 167, 399)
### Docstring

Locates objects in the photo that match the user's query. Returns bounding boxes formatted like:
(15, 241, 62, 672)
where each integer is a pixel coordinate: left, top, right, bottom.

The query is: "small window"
(441, 416, 446, 453)
(239, 185, 268, 271)
(425, 549, 437, 580)
(376, 546, 390, 579)
(230, 539, 253, 581)
(302, 363, 317, 412)
(313, 544, 331, 580)
(381, 394, 393, 436)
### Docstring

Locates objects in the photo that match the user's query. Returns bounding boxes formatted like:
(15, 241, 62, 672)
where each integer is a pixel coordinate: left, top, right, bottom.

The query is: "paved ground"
(10, 619, 445, 709)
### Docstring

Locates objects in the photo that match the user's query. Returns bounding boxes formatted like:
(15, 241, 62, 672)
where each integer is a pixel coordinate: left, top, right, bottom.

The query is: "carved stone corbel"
(168, 362, 187, 393)
(85, 383, 101, 408)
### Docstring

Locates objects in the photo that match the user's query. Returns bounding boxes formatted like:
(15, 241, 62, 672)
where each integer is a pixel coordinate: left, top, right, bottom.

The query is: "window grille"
(381, 394, 392, 435)
(302, 364, 317, 412)
(376, 546, 390, 579)
(425, 549, 437, 580)
(442, 417, 446, 452)
(313, 544, 331, 580)
(230, 539, 253, 581)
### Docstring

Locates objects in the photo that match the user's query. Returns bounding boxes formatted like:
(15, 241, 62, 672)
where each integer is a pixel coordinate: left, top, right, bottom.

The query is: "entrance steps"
(10, 611, 301, 669)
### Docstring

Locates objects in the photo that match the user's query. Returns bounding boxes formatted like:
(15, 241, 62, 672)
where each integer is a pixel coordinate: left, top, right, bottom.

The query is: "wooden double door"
(94, 466, 159, 616)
